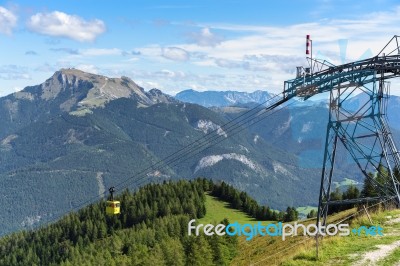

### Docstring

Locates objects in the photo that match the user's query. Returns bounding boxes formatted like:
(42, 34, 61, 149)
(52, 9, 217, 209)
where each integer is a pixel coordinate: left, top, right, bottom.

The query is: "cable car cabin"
(106, 200, 120, 215)
(106, 186, 120, 215)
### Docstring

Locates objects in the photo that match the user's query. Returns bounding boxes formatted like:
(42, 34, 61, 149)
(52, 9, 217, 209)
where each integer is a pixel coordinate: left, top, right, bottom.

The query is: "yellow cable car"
(106, 186, 120, 215)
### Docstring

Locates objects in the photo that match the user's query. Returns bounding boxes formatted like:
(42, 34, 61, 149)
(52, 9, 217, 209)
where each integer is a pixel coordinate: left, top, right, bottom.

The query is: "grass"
(198, 194, 257, 224)
(296, 206, 317, 217)
(230, 207, 400, 266)
(378, 247, 400, 266)
(332, 177, 359, 188)
(197, 194, 400, 265)
(283, 208, 400, 266)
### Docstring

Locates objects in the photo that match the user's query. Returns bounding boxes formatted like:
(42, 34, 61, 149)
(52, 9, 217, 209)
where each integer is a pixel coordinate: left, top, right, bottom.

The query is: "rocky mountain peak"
(4, 69, 177, 117)
(39, 68, 98, 101)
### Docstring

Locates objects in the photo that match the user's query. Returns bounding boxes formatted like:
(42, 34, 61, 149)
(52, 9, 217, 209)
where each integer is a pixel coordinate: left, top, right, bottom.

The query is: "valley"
(1, 69, 400, 236)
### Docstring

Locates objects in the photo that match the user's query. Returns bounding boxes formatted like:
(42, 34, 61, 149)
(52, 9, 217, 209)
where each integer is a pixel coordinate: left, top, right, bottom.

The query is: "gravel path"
(353, 240, 400, 266)
(352, 214, 400, 266)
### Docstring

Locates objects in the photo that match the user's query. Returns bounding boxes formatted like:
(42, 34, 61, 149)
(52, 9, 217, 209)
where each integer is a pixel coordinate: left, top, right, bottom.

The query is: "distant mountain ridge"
(175, 89, 274, 107)
(0, 69, 322, 236)
(3, 69, 399, 237)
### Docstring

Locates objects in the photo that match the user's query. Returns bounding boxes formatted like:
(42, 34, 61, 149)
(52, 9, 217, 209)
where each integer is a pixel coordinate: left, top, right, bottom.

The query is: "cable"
(113, 93, 286, 190)
(120, 99, 296, 191)
(333, 196, 395, 226)
(113, 98, 293, 190)
(114, 96, 290, 191)
(39, 93, 292, 226)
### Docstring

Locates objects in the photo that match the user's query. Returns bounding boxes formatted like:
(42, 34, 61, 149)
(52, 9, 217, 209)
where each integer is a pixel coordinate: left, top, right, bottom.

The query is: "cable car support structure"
(274, 36, 400, 226)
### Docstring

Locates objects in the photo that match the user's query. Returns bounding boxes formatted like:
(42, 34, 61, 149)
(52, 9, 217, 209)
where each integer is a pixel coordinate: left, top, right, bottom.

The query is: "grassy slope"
(332, 177, 360, 188)
(230, 208, 400, 266)
(168, 193, 400, 265)
(378, 247, 400, 266)
(198, 194, 257, 224)
(285, 209, 400, 266)
(296, 206, 317, 217)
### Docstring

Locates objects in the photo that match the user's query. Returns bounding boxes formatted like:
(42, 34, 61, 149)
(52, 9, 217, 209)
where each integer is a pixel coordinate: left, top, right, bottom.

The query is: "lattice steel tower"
(282, 36, 400, 226)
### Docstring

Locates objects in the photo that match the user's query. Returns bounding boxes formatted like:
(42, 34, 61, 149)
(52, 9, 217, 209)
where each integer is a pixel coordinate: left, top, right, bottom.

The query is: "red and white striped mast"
(306, 34, 313, 74)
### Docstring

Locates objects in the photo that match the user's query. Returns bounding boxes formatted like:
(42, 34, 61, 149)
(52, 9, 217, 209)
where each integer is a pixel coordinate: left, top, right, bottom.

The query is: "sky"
(1, 0, 400, 97)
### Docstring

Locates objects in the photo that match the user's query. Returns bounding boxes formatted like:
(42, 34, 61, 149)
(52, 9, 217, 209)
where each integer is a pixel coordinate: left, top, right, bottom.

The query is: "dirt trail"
(353, 240, 400, 266)
(352, 215, 400, 266)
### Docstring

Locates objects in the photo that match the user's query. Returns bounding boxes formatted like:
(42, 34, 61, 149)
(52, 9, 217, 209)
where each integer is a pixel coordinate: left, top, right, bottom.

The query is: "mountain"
(197, 88, 400, 176)
(341, 92, 400, 130)
(0, 69, 176, 139)
(0, 69, 322, 236)
(174, 89, 274, 107)
(214, 93, 400, 187)
(2, 70, 400, 236)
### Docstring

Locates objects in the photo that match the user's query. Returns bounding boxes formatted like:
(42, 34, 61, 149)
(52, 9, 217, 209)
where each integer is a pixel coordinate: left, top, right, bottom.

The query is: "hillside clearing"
(198, 194, 257, 224)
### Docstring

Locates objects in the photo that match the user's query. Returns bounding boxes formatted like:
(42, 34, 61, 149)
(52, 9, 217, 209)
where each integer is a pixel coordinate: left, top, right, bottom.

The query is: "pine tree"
(284, 207, 298, 222)
(343, 184, 360, 200)
(185, 235, 213, 266)
(362, 172, 378, 197)
(307, 209, 317, 218)
(160, 238, 185, 266)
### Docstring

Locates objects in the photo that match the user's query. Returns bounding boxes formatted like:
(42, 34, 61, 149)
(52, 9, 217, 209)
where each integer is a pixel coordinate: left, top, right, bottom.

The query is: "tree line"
(210, 181, 298, 222)
(307, 164, 400, 218)
(0, 178, 300, 265)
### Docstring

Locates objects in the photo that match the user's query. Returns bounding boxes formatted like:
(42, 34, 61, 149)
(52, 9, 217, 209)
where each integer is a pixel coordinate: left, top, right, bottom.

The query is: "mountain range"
(175, 89, 274, 107)
(0, 69, 321, 236)
(1, 69, 399, 236)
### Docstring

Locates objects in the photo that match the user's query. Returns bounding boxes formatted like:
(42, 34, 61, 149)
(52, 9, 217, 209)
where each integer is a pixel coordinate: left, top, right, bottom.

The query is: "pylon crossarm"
(284, 55, 400, 102)
(325, 197, 382, 206)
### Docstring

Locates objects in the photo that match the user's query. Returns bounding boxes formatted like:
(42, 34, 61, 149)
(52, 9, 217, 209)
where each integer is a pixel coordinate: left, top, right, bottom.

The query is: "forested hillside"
(0, 179, 299, 265)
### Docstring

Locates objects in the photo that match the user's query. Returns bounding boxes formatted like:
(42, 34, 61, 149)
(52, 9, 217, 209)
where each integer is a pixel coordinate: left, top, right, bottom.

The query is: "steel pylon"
(317, 72, 400, 227)
(282, 36, 400, 228)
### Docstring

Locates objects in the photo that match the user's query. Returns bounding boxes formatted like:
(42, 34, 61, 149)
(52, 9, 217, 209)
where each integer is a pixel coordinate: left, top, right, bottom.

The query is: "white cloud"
(50, 47, 123, 57)
(27, 11, 105, 42)
(214, 58, 243, 69)
(162, 47, 189, 61)
(136, 80, 163, 90)
(75, 64, 98, 74)
(79, 48, 122, 56)
(0, 65, 30, 80)
(127, 67, 271, 95)
(0, 6, 17, 35)
(188, 27, 223, 47)
(25, 50, 38, 56)
(50, 48, 79, 55)
(176, 6, 400, 65)
(151, 5, 400, 94)
(0, 73, 30, 80)
(156, 69, 186, 78)
(13, 86, 22, 92)
(10, 5, 400, 97)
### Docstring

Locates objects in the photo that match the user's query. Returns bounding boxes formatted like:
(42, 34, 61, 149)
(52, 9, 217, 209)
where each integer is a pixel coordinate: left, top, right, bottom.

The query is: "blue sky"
(1, 0, 400, 97)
